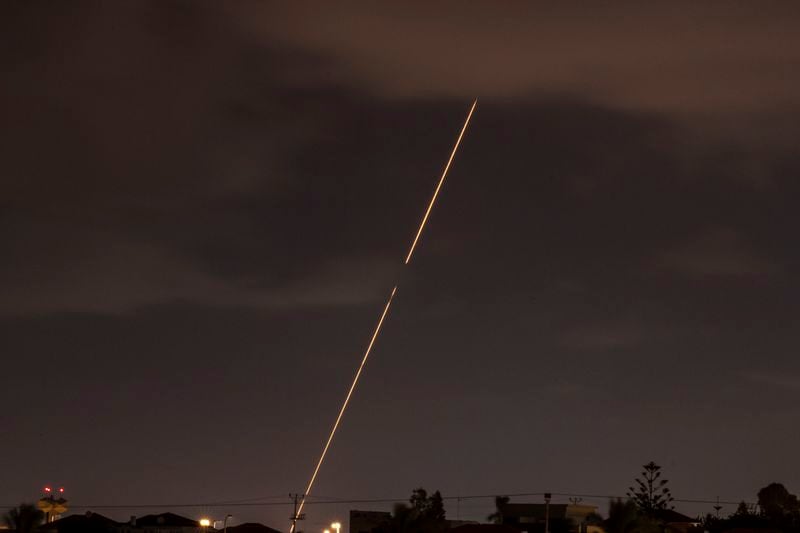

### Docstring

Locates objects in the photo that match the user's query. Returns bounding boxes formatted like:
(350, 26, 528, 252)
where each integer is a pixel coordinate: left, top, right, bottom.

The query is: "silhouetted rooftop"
(135, 512, 199, 528)
(451, 524, 521, 533)
(653, 510, 699, 524)
(226, 523, 283, 533)
(500, 503, 598, 521)
(39, 511, 121, 532)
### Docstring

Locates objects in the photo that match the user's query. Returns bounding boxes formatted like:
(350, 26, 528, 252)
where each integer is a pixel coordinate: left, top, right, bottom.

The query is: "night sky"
(3, 2, 800, 531)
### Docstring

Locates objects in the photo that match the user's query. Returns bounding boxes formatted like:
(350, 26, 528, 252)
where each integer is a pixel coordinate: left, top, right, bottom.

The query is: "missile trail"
(292, 101, 477, 531)
(291, 286, 398, 531)
(404, 99, 477, 265)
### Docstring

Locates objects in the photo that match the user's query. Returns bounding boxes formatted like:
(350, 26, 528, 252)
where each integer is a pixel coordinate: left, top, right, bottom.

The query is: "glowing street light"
(200, 518, 212, 528)
(331, 522, 341, 533)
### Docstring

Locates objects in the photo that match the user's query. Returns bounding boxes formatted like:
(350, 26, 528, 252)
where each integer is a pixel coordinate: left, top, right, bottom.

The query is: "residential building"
(499, 503, 601, 533)
(39, 511, 120, 533)
(447, 521, 480, 528)
(652, 510, 700, 533)
(225, 523, 283, 533)
(451, 525, 521, 533)
(349, 510, 391, 533)
(124, 513, 205, 533)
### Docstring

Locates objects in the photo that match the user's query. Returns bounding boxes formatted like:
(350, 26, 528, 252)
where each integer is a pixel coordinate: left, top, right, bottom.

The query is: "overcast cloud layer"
(2, 2, 800, 530)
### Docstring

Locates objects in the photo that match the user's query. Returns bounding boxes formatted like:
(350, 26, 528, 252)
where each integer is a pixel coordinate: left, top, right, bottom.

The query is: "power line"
(1, 491, 755, 511)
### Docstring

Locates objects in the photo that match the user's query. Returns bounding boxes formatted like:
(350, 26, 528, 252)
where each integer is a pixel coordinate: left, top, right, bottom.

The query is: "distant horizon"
(5, 480, 784, 531)
(3, 3, 800, 533)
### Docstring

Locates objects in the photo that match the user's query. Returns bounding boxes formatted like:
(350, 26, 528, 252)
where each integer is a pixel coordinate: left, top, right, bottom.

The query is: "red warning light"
(58, 487, 64, 493)
(44, 487, 52, 493)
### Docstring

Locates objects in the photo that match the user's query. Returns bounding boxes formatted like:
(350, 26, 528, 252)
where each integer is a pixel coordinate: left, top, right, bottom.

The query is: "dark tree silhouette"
(757, 483, 799, 530)
(724, 501, 769, 531)
(584, 512, 604, 526)
(627, 462, 674, 516)
(487, 496, 510, 524)
(701, 495, 781, 533)
(579, 512, 606, 533)
(605, 498, 660, 533)
(377, 488, 447, 533)
(409, 488, 445, 523)
(606, 499, 636, 533)
(733, 501, 752, 517)
(2, 503, 44, 533)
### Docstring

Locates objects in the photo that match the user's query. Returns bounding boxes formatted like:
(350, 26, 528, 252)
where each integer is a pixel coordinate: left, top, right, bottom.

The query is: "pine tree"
(627, 461, 674, 516)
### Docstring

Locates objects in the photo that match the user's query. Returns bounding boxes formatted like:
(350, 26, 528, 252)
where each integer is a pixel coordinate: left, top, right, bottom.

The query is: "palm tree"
(3, 503, 45, 533)
(487, 496, 510, 524)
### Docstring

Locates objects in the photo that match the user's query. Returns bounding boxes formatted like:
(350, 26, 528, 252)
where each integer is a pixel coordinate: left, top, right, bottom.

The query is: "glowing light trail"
(291, 286, 398, 532)
(404, 99, 477, 265)
(292, 100, 477, 532)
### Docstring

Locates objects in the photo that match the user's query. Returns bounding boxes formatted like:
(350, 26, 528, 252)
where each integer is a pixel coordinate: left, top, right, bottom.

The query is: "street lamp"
(331, 522, 341, 533)
(200, 518, 211, 528)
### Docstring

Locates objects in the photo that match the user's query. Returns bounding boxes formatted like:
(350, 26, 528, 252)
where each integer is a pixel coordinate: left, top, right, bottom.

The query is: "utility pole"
(569, 498, 583, 533)
(714, 497, 722, 518)
(544, 493, 551, 533)
(290, 494, 305, 533)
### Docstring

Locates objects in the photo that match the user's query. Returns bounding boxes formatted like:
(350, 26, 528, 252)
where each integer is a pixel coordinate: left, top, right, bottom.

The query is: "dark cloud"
(743, 371, 800, 391)
(2, 1, 800, 530)
(560, 319, 648, 351)
(656, 227, 779, 277)
(243, 2, 800, 112)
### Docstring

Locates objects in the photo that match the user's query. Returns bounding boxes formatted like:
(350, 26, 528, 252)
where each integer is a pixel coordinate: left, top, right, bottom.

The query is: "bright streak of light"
(292, 100, 477, 532)
(404, 99, 477, 265)
(291, 286, 398, 532)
